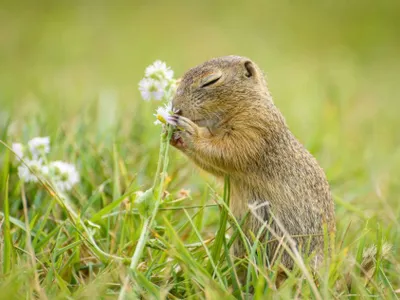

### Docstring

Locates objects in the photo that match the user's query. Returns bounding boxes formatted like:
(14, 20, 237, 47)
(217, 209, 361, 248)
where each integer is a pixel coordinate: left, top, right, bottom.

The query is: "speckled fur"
(169, 55, 335, 269)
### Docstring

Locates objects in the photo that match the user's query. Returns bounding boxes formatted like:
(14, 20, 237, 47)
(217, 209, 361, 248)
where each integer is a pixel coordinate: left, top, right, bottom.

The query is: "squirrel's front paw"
(168, 115, 199, 151)
(167, 115, 198, 135)
(170, 131, 186, 150)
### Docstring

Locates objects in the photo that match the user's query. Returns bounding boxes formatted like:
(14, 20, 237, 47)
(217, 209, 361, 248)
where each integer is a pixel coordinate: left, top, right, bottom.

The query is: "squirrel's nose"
(171, 96, 182, 115)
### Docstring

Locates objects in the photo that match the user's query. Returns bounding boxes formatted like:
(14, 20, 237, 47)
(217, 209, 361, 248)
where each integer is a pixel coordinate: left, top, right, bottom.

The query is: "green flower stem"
(130, 126, 172, 270)
(118, 125, 173, 299)
(152, 129, 166, 189)
(128, 218, 151, 270)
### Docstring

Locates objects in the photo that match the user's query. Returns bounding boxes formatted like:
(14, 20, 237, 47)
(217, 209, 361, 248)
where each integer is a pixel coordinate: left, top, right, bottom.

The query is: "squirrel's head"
(172, 55, 272, 128)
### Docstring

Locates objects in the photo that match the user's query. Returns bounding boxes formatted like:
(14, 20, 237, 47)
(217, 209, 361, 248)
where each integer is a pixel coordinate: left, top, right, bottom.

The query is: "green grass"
(1, 1, 400, 299)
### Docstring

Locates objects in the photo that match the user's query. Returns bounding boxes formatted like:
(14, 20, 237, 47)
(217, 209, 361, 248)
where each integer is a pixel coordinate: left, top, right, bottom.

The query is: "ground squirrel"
(168, 55, 336, 270)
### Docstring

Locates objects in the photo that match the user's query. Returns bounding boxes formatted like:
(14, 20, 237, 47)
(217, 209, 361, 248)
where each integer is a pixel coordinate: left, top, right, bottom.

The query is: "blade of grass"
(223, 239, 243, 300)
(208, 175, 230, 274)
(21, 185, 48, 299)
(113, 143, 121, 200)
(134, 271, 161, 298)
(379, 267, 399, 300)
(162, 216, 210, 286)
(183, 209, 225, 286)
(3, 176, 13, 274)
(0, 212, 37, 237)
(54, 240, 83, 257)
(90, 189, 137, 223)
(32, 198, 56, 246)
(374, 223, 382, 283)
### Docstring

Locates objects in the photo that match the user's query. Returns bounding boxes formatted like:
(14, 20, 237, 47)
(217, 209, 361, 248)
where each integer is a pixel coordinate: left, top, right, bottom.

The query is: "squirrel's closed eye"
(200, 73, 222, 88)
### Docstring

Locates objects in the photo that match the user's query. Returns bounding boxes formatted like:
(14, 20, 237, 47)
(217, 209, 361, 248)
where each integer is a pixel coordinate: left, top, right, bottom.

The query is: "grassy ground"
(1, 1, 400, 299)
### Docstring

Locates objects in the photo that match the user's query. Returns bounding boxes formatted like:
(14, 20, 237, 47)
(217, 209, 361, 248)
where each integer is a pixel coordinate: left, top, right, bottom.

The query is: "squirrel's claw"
(167, 115, 198, 136)
(166, 115, 179, 126)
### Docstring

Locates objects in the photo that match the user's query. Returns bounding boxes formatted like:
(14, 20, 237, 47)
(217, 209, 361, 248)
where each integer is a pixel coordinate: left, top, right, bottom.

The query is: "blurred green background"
(1, 1, 400, 228)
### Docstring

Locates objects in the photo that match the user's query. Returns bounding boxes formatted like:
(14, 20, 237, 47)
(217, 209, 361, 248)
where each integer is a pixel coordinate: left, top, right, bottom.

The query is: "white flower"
(139, 60, 176, 102)
(12, 143, 24, 160)
(139, 78, 167, 101)
(28, 136, 50, 158)
(43, 161, 80, 192)
(18, 159, 43, 183)
(145, 60, 174, 81)
(154, 102, 177, 125)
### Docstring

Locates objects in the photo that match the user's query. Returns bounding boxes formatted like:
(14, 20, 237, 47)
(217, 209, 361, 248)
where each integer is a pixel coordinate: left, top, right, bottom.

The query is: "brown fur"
(169, 55, 336, 269)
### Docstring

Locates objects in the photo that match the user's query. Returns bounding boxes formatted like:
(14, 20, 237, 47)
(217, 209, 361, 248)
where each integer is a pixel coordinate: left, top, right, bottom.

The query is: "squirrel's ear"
(244, 61, 256, 78)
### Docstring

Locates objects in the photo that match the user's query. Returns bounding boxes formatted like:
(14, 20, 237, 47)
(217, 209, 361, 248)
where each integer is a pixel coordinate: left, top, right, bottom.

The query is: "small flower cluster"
(138, 60, 178, 126)
(12, 137, 80, 192)
(139, 60, 175, 102)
